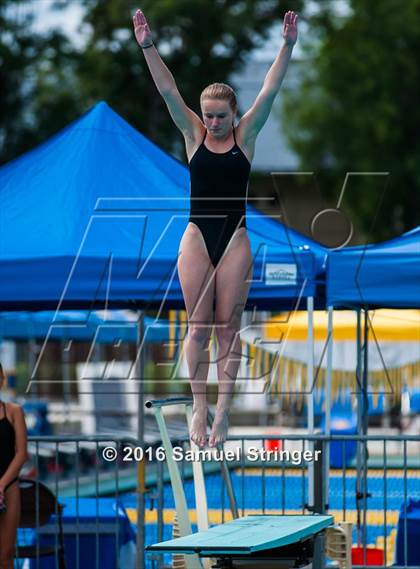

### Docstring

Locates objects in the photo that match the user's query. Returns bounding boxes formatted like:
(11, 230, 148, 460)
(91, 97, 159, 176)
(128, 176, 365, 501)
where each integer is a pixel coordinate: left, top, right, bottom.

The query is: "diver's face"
(201, 99, 235, 138)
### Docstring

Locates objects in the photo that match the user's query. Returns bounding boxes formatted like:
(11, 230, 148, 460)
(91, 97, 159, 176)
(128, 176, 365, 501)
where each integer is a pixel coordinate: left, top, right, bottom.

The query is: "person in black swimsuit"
(188, 122, 250, 267)
(0, 363, 29, 569)
(133, 8, 298, 447)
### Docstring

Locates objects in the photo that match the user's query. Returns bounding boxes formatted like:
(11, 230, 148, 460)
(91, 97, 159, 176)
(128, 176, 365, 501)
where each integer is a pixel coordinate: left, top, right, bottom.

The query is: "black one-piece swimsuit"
(0, 401, 18, 491)
(188, 128, 251, 268)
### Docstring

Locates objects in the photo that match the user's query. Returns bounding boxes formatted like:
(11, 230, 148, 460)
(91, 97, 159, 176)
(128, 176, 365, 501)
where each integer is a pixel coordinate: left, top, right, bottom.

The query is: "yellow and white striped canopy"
(264, 310, 420, 342)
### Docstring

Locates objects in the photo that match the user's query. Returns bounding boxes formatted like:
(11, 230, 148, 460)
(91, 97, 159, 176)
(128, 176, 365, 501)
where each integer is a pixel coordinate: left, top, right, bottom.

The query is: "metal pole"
(313, 439, 326, 569)
(62, 341, 72, 424)
(325, 306, 333, 509)
(28, 338, 38, 397)
(362, 308, 369, 561)
(136, 311, 145, 569)
(355, 308, 362, 547)
(307, 296, 314, 510)
(362, 308, 369, 436)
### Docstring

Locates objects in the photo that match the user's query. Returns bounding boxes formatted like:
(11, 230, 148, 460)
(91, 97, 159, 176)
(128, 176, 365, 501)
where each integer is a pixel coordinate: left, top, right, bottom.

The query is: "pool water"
(120, 468, 419, 568)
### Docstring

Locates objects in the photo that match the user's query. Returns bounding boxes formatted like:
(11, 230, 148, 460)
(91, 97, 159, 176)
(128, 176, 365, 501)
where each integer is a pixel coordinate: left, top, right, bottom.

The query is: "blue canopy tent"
(325, 227, 420, 428)
(0, 102, 328, 553)
(324, 228, 420, 541)
(326, 227, 420, 309)
(325, 227, 420, 438)
(0, 101, 324, 312)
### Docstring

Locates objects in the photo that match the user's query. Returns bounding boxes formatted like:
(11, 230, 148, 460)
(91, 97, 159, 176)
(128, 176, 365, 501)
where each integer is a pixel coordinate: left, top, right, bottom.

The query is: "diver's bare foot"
(209, 408, 229, 448)
(190, 406, 208, 448)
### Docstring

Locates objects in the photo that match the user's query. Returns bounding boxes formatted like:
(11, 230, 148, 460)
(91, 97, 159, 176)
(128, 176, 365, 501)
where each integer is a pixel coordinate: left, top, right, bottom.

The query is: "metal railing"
(21, 433, 419, 569)
(146, 433, 420, 569)
(22, 435, 142, 569)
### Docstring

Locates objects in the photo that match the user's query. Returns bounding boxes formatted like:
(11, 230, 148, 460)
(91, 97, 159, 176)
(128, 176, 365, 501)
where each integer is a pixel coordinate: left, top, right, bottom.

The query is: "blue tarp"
(0, 311, 168, 343)
(0, 101, 326, 311)
(25, 497, 135, 569)
(396, 498, 420, 566)
(326, 227, 420, 308)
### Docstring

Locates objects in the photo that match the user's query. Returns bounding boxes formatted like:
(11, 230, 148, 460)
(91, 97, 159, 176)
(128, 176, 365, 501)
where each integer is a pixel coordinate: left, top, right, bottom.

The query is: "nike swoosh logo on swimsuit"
(232, 151, 239, 154)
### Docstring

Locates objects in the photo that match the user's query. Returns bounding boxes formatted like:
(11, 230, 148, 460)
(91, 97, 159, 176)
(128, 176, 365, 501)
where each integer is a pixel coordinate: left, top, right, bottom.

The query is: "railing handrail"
(27, 433, 420, 442)
(145, 397, 193, 408)
(27, 435, 141, 443)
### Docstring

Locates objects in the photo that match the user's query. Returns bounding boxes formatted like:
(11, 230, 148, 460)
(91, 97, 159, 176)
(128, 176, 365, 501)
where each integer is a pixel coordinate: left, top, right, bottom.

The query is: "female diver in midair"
(133, 8, 298, 447)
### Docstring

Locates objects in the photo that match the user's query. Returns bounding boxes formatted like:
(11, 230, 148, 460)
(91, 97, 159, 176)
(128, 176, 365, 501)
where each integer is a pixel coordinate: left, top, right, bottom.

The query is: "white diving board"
(147, 514, 333, 556)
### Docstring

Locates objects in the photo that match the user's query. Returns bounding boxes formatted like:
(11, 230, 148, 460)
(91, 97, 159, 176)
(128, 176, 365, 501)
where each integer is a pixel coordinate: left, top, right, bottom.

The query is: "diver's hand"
(283, 11, 298, 46)
(133, 9, 153, 48)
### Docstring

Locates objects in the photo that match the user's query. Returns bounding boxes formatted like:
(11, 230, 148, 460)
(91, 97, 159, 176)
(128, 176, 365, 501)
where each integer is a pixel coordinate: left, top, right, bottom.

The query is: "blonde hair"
(200, 83, 237, 113)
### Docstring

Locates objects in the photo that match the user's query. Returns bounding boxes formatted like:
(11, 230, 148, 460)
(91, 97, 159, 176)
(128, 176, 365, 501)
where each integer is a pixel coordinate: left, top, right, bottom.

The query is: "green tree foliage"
(282, 0, 420, 239)
(1, 0, 303, 164)
(0, 1, 79, 163)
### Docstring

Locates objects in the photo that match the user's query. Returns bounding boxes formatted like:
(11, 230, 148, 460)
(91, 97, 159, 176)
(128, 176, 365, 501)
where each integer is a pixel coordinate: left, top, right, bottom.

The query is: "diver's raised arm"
(133, 9, 202, 139)
(238, 11, 298, 142)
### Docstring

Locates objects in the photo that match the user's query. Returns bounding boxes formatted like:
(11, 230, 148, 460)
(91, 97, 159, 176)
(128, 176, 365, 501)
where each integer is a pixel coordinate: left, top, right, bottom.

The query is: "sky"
(15, 0, 86, 45)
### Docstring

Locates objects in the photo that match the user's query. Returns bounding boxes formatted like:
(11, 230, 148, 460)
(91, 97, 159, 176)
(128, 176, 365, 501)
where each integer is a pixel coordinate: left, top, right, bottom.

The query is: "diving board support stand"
(149, 400, 203, 569)
(207, 408, 239, 521)
(185, 404, 210, 532)
(146, 397, 239, 569)
(326, 522, 353, 569)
